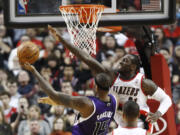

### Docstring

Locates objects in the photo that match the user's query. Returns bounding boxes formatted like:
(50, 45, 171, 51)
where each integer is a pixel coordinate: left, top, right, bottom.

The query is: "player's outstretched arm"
(21, 62, 94, 118)
(48, 25, 107, 76)
(142, 78, 172, 123)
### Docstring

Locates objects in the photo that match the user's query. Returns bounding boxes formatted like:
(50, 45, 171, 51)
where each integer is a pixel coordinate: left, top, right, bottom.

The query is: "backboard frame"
(3, 0, 176, 28)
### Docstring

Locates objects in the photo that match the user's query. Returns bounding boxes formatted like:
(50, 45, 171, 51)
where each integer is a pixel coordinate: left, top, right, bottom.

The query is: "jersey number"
(93, 119, 110, 135)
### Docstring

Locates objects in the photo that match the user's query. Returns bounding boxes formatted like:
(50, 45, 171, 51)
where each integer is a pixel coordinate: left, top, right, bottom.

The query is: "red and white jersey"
(110, 72, 149, 112)
(110, 72, 150, 127)
(113, 127, 147, 135)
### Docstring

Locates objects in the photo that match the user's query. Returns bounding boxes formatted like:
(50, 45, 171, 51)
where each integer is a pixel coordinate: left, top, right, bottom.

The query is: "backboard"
(3, 0, 176, 28)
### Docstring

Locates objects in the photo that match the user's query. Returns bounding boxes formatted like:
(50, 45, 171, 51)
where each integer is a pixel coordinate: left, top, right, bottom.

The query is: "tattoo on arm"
(55, 94, 94, 117)
(142, 78, 158, 96)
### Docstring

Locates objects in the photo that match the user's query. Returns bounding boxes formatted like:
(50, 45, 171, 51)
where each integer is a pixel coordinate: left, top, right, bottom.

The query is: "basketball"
(17, 41, 39, 64)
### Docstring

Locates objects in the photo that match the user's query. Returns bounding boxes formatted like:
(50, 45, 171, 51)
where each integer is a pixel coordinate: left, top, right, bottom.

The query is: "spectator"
(18, 105, 51, 135)
(25, 28, 44, 49)
(42, 36, 56, 58)
(0, 24, 12, 68)
(0, 107, 13, 135)
(46, 54, 61, 90)
(40, 66, 52, 82)
(7, 78, 21, 108)
(0, 91, 17, 123)
(0, 23, 12, 46)
(0, 26, 11, 69)
(16, 34, 31, 47)
(12, 29, 26, 47)
(105, 35, 117, 50)
(17, 70, 36, 105)
(10, 97, 29, 133)
(47, 105, 65, 130)
(114, 46, 126, 59)
(172, 46, 180, 85)
(50, 117, 72, 135)
(0, 68, 9, 91)
(8, 35, 31, 76)
(29, 119, 42, 135)
(114, 31, 138, 55)
(154, 27, 173, 56)
(163, 21, 180, 44)
(159, 48, 179, 88)
(159, 48, 172, 63)
(59, 64, 79, 91)
(60, 81, 78, 96)
(96, 34, 117, 62)
(0, 24, 12, 46)
(171, 46, 180, 103)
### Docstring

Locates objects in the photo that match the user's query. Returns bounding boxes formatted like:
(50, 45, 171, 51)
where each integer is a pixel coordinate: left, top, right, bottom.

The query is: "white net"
(60, 5, 104, 56)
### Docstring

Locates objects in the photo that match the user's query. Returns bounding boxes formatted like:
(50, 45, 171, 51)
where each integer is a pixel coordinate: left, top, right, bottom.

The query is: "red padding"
(148, 54, 176, 135)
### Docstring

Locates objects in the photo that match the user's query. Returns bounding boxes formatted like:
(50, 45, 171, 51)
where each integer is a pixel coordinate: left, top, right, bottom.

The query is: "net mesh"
(60, 5, 104, 56)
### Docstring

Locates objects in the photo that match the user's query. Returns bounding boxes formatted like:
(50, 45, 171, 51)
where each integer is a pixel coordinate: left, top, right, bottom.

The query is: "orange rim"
(60, 4, 104, 23)
(60, 4, 104, 10)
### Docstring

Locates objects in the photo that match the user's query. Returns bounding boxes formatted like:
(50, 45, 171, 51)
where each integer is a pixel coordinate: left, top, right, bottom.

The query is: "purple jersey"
(72, 94, 116, 135)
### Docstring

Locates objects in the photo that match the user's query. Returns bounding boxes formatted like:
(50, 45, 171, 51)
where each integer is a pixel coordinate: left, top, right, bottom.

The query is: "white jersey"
(110, 72, 150, 127)
(113, 127, 147, 135)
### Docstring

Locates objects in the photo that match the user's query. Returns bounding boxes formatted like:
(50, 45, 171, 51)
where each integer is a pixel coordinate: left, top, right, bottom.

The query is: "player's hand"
(20, 62, 35, 72)
(38, 97, 59, 106)
(48, 25, 60, 41)
(146, 111, 162, 123)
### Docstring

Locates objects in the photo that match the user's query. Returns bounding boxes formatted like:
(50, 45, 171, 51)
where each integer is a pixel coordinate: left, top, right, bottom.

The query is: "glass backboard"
(3, 0, 176, 28)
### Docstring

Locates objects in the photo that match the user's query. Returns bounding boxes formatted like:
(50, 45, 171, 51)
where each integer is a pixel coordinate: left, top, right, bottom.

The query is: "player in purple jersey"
(21, 62, 118, 135)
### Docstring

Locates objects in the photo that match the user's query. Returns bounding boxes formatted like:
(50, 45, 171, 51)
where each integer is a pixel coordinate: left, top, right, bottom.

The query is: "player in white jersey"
(48, 25, 172, 132)
(111, 70, 150, 129)
(113, 100, 150, 135)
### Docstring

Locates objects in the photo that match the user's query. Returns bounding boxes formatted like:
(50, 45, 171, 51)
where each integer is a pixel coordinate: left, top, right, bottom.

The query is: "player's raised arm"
(142, 78, 172, 123)
(21, 62, 94, 118)
(48, 25, 110, 76)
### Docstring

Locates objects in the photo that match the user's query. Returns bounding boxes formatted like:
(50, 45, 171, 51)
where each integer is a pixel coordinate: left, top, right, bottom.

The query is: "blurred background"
(0, 0, 180, 135)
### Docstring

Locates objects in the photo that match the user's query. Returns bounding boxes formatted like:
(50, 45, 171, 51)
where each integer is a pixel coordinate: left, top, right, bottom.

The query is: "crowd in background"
(0, 1, 180, 135)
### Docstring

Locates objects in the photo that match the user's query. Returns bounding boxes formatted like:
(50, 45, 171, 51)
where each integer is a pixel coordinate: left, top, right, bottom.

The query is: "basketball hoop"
(59, 4, 104, 56)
